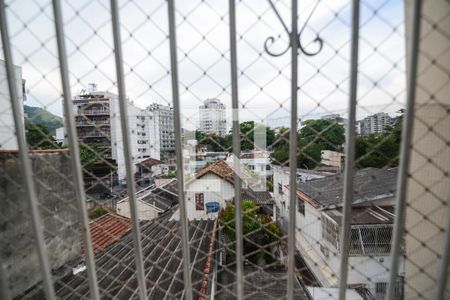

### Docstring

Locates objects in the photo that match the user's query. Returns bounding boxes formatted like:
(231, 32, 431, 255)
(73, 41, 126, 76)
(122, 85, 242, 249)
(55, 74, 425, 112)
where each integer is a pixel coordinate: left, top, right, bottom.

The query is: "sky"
(1, 0, 406, 130)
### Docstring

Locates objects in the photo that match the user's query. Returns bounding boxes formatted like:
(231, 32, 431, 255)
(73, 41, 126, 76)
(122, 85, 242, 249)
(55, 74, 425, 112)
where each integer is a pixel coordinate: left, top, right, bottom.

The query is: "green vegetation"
(219, 200, 282, 264)
(25, 123, 61, 149)
(355, 112, 402, 168)
(195, 121, 276, 152)
(266, 179, 273, 192)
(167, 170, 177, 178)
(271, 119, 345, 168)
(24, 105, 63, 135)
(79, 143, 103, 167)
(88, 206, 116, 219)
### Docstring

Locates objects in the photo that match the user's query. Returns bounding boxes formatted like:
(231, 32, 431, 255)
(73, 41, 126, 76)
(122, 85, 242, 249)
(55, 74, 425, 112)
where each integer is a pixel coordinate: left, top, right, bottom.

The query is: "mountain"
(24, 105, 63, 135)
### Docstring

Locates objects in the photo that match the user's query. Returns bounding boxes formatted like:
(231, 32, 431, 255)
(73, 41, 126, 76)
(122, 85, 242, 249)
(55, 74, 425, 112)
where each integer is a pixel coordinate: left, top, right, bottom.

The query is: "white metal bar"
(167, 1, 193, 300)
(387, 0, 422, 299)
(110, 1, 148, 299)
(287, 0, 298, 299)
(0, 2, 56, 300)
(436, 192, 450, 300)
(228, 1, 244, 299)
(338, 0, 360, 299)
(51, 1, 100, 299)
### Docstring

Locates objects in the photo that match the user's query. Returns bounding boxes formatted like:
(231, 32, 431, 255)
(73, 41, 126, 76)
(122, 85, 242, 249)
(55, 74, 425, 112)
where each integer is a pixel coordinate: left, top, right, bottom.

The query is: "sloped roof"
(88, 213, 131, 254)
(297, 168, 398, 207)
(23, 210, 217, 299)
(324, 205, 395, 225)
(139, 193, 173, 211)
(195, 160, 235, 184)
(242, 189, 274, 205)
(137, 157, 163, 167)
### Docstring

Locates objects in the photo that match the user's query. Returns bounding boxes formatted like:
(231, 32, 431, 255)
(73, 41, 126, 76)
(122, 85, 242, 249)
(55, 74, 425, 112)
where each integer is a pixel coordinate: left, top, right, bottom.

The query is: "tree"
(196, 122, 275, 152)
(238, 121, 275, 150)
(299, 119, 345, 150)
(25, 123, 60, 149)
(79, 143, 103, 167)
(355, 110, 403, 168)
(219, 200, 282, 264)
(270, 127, 290, 165)
(271, 120, 345, 168)
(355, 134, 399, 168)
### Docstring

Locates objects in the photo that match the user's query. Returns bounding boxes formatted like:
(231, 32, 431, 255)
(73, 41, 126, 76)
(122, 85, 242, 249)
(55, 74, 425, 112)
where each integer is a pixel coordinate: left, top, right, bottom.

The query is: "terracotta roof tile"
(137, 157, 163, 167)
(88, 213, 131, 254)
(195, 160, 235, 184)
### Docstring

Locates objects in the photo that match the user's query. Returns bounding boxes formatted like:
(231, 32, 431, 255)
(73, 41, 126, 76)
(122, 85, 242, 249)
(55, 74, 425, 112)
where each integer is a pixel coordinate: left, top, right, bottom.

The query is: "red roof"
(88, 213, 131, 254)
(195, 160, 235, 184)
(138, 157, 163, 167)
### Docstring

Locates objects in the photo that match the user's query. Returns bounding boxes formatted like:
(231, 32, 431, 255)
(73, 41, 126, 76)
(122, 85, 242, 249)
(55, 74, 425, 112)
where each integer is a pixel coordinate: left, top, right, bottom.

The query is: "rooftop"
(22, 210, 217, 299)
(297, 167, 398, 207)
(242, 189, 274, 205)
(137, 157, 163, 167)
(88, 213, 131, 254)
(195, 160, 235, 184)
(324, 205, 395, 226)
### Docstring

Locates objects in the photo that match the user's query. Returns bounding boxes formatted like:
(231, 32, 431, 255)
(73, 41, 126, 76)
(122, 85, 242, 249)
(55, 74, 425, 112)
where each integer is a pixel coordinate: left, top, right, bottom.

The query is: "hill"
(24, 105, 63, 134)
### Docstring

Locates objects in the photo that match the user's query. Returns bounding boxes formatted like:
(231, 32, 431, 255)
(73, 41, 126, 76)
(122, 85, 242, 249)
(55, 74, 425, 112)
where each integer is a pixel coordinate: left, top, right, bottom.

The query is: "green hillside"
(24, 105, 63, 134)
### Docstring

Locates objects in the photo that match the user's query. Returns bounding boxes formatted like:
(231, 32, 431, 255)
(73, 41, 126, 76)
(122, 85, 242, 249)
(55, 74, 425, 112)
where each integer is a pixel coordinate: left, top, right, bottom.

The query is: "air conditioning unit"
(320, 243, 330, 257)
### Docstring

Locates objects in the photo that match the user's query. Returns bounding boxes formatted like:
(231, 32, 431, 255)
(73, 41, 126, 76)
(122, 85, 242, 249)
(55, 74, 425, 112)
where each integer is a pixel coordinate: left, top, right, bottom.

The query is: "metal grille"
(0, 0, 449, 300)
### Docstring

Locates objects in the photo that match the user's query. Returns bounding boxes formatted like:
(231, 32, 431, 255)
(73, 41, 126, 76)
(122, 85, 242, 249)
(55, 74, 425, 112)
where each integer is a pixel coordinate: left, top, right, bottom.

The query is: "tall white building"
(361, 112, 391, 135)
(73, 84, 160, 180)
(146, 103, 175, 152)
(0, 59, 26, 150)
(199, 98, 226, 136)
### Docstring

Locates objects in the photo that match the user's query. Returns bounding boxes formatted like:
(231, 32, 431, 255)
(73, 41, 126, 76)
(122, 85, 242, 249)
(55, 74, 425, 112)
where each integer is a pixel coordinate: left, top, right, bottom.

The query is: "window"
(375, 282, 387, 300)
(297, 198, 305, 215)
(349, 225, 393, 256)
(321, 214, 339, 250)
(278, 182, 283, 194)
(195, 193, 204, 210)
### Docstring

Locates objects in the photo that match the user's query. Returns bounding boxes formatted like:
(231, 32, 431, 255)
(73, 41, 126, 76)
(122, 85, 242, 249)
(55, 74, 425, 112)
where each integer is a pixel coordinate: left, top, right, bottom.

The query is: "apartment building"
(199, 98, 227, 136)
(146, 103, 175, 152)
(273, 167, 404, 299)
(73, 84, 160, 180)
(0, 59, 26, 150)
(361, 112, 392, 135)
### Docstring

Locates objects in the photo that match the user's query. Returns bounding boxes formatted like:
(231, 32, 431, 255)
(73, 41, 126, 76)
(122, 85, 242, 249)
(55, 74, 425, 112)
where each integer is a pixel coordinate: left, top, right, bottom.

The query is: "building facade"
(146, 103, 175, 152)
(199, 98, 226, 136)
(73, 85, 160, 180)
(361, 112, 391, 135)
(321, 114, 347, 128)
(273, 167, 404, 299)
(0, 59, 26, 150)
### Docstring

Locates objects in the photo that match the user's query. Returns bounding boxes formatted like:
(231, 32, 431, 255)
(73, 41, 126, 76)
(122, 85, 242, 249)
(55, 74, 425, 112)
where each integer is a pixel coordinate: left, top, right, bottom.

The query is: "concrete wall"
(185, 173, 235, 220)
(404, 0, 450, 298)
(0, 151, 80, 298)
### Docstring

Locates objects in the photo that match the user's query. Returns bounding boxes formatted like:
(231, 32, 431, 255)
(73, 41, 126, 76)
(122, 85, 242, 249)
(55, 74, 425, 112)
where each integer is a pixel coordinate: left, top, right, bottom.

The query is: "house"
(19, 209, 218, 299)
(184, 160, 275, 220)
(273, 165, 333, 223)
(116, 179, 178, 221)
(226, 150, 273, 179)
(135, 157, 163, 186)
(275, 167, 404, 299)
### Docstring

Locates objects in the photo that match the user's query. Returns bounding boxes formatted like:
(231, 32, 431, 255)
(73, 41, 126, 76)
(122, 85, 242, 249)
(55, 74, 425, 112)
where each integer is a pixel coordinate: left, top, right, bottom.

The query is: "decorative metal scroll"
(265, 0, 324, 57)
